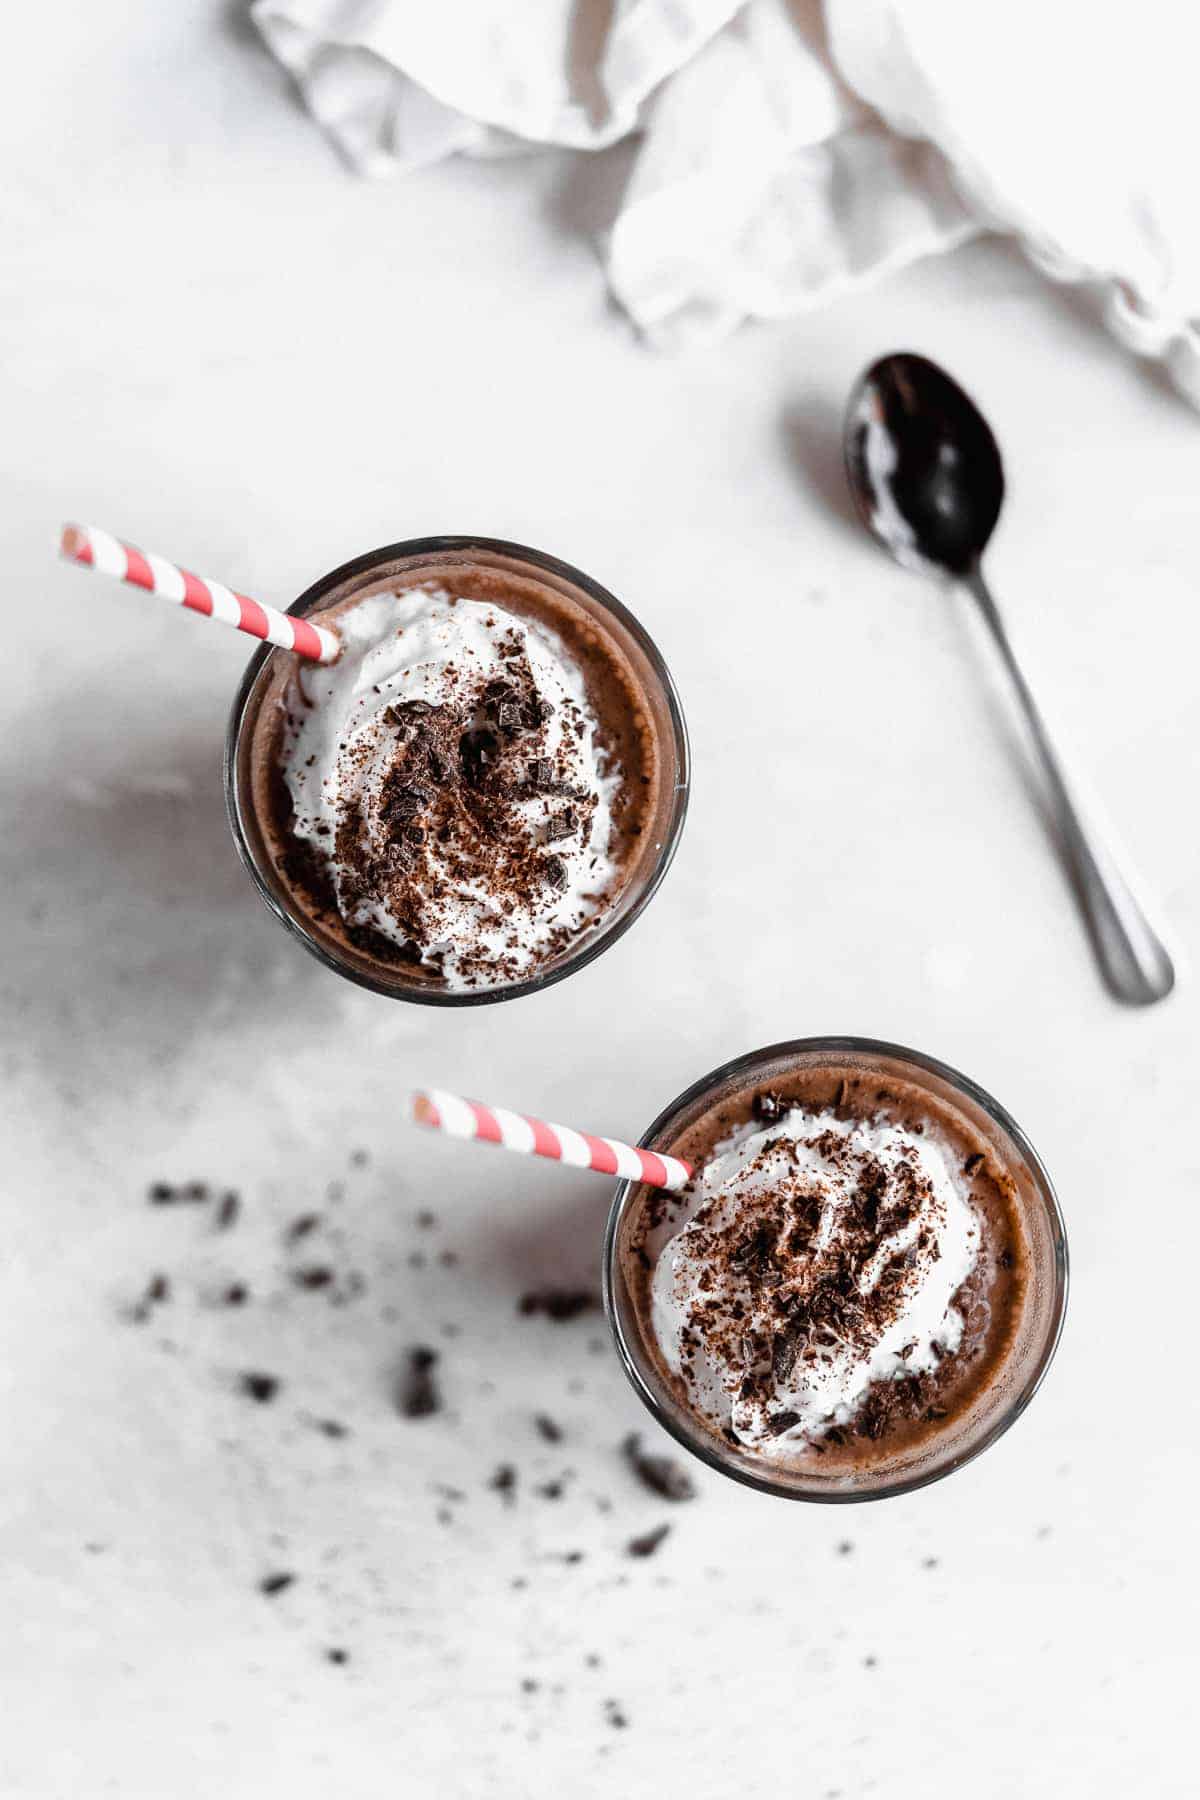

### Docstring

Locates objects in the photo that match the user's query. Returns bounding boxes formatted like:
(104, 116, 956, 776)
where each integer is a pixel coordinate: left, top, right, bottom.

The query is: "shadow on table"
(542, 138, 638, 253)
(6, 724, 338, 1107)
(778, 390, 866, 542)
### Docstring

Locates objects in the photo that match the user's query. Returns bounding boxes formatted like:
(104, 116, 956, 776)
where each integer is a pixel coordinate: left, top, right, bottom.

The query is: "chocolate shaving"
(259, 1573, 295, 1598)
(397, 1346, 441, 1419)
(622, 1433, 696, 1503)
(489, 1463, 517, 1504)
(238, 1372, 279, 1404)
(626, 1523, 671, 1559)
(518, 1288, 599, 1321)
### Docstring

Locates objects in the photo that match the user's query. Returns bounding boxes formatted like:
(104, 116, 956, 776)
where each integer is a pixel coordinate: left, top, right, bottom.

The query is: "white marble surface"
(2, 7, 1197, 1797)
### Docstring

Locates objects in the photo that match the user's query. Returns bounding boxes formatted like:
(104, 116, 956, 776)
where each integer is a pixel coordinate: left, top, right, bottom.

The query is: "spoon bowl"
(845, 352, 1004, 577)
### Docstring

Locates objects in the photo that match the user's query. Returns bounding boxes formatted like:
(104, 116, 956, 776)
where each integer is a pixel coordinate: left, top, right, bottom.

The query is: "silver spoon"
(844, 350, 1175, 1006)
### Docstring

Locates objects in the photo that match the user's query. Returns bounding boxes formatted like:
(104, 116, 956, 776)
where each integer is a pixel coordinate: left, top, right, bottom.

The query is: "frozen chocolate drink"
(226, 539, 689, 1002)
(606, 1039, 1067, 1501)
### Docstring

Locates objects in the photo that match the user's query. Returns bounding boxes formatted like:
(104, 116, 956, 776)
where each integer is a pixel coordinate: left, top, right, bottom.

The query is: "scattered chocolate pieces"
(622, 1434, 696, 1503)
(286, 1213, 321, 1242)
(325, 1648, 349, 1666)
(215, 1191, 240, 1230)
(292, 1266, 334, 1291)
(604, 1699, 629, 1730)
(489, 1464, 517, 1504)
(239, 1372, 280, 1405)
(223, 1283, 248, 1307)
(397, 1347, 441, 1419)
(534, 1413, 563, 1444)
(518, 1288, 599, 1322)
(259, 1573, 295, 1597)
(148, 1180, 208, 1206)
(314, 1418, 349, 1439)
(626, 1524, 671, 1559)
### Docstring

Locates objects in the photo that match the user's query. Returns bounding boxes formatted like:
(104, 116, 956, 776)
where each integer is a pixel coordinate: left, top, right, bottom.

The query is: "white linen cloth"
(252, 0, 1200, 406)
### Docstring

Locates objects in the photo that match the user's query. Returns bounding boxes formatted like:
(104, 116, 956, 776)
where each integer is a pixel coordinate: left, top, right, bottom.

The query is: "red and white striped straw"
(411, 1088, 692, 1192)
(60, 524, 339, 664)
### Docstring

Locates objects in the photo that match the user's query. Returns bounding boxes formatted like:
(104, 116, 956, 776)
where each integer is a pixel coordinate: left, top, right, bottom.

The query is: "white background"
(2, 6, 1197, 1797)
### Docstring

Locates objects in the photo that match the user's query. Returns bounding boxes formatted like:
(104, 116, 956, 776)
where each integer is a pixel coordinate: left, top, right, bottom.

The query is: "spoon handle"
(964, 567, 1176, 1006)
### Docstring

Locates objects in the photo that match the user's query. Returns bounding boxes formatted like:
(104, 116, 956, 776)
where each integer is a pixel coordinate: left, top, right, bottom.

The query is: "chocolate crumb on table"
(489, 1464, 517, 1504)
(518, 1288, 600, 1321)
(239, 1372, 280, 1404)
(622, 1433, 696, 1503)
(285, 1212, 321, 1242)
(292, 1265, 335, 1291)
(148, 1180, 209, 1206)
(397, 1347, 441, 1419)
(146, 1272, 169, 1302)
(215, 1190, 240, 1230)
(325, 1648, 350, 1666)
(259, 1572, 296, 1597)
(534, 1413, 563, 1443)
(626, 1523, 671, 1559)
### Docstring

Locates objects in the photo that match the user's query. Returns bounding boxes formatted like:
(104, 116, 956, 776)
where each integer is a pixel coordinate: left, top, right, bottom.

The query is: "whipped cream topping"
(650, 1105, 981, 1456)
(280, 587, 622, 989)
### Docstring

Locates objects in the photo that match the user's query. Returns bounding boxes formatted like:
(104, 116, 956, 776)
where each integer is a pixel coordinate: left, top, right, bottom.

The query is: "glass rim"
(222, 534, 691, 1006)
(602, 1035, 1070, 1504)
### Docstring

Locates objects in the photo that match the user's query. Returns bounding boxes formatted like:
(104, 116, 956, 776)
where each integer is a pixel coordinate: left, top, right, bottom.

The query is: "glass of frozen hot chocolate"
(225, 538, 689, 1003)
(605, 1039, 1067, 1501)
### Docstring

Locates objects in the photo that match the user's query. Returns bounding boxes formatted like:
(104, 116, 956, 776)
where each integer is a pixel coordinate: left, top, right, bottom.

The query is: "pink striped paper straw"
(411, 1088, 692, 1192)
(60, 524, 339, 664)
